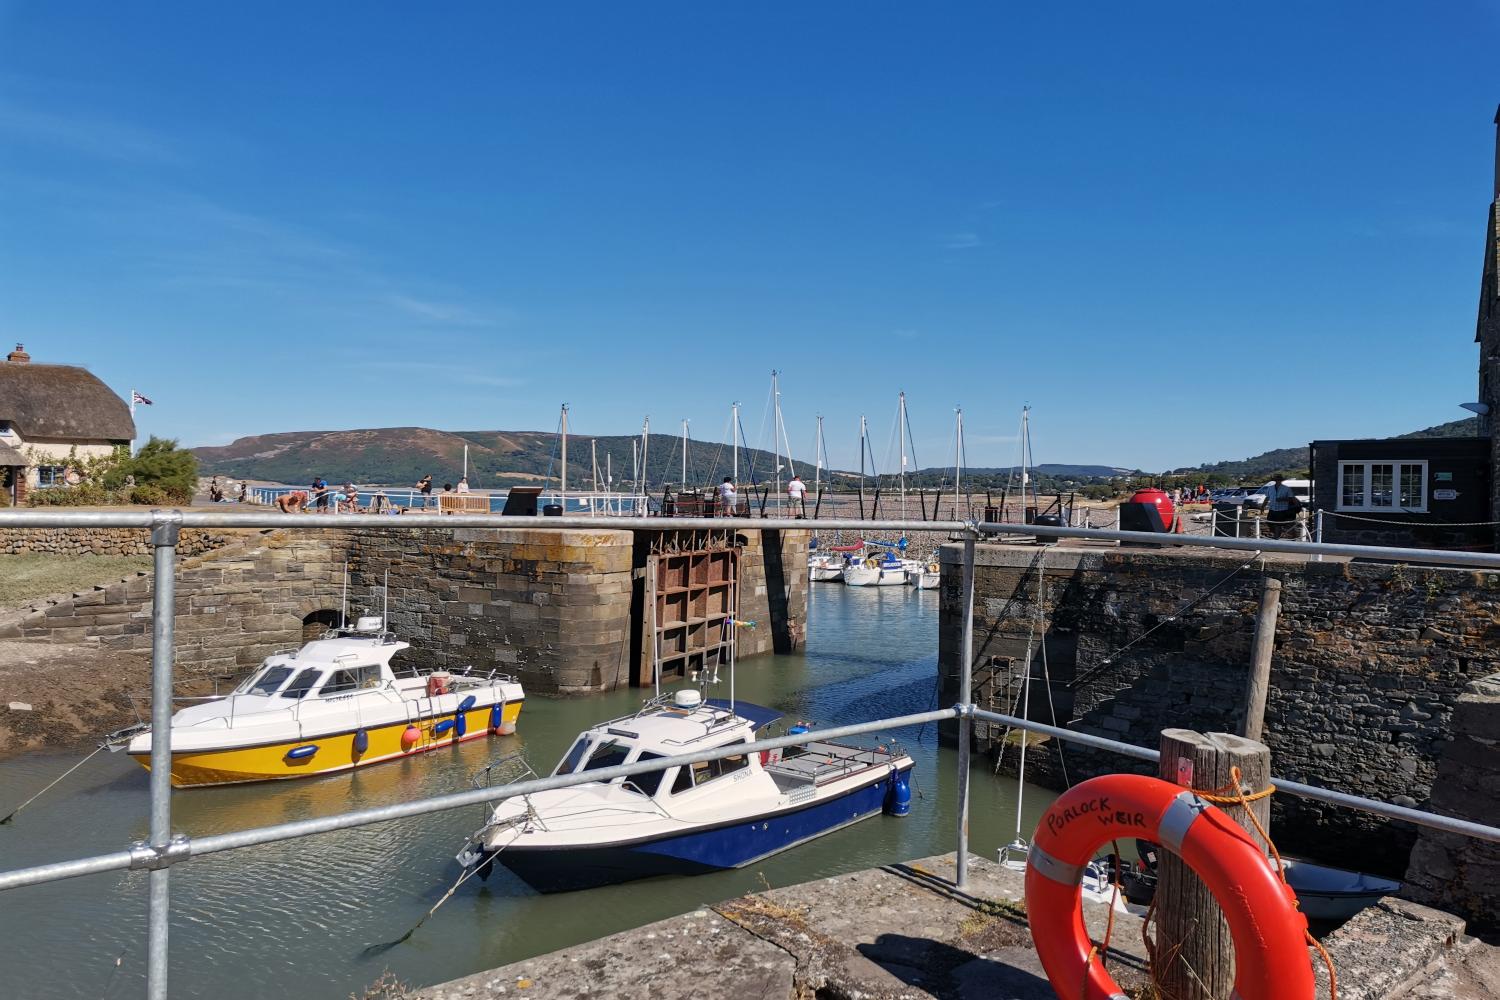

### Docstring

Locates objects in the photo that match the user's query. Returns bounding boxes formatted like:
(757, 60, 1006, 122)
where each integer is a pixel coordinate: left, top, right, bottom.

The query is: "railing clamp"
(128, 834, 191, 871)
(954, 701, 976, 719)
(149, 509, 183, 547)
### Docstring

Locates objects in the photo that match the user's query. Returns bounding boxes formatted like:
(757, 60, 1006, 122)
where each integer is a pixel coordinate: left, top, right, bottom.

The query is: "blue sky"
(1, 3, 1497, 473)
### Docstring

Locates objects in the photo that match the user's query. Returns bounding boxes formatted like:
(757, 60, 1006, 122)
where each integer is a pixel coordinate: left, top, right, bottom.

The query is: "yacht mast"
(681, 419, 689, 487)
(641, 416, 650, 496)
(732, 401, 739, 485)
(858, 415, 868, 516)
(560, 403, 569, 499)
(954, 407, 965, 519)
(815, 415, 825, 493)
(771, 371, 783, 505)
(898, 391, 908, 520)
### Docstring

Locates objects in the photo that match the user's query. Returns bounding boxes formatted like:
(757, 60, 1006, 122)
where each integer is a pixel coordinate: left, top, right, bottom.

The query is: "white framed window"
(1337, 461, 1427, 512)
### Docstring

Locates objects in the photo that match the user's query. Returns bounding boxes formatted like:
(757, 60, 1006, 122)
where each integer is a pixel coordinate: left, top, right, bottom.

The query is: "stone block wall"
(1403, 671, 1500, 932)
(0, 526, 238, 557)
(349, 527, 638, 695)
(940, 544, 1500, 873)
(1, 529, 348, 677)
(734, 529, 810, 657)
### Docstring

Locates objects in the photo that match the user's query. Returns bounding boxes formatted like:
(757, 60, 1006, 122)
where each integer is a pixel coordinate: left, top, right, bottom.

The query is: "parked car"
(1212, 488, 1252, 505)
(1244, 479, 1312, 510)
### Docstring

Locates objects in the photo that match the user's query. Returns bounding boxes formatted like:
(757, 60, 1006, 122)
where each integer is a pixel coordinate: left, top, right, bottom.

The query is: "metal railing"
(4, 508, 1500, 999)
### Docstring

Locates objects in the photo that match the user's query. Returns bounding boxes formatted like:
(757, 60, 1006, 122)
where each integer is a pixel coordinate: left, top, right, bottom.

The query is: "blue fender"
(353, 728, 370, 756)
(286, 744, 319, 761)
(433, 719, 456, 736)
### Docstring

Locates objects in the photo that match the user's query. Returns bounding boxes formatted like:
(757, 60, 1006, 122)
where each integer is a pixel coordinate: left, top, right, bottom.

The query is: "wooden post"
(1241, 578, 1281, 741)
(1154, 729, 1272, 1000)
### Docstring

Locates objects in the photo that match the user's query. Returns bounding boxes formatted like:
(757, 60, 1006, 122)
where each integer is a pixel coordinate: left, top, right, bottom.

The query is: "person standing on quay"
(787, 473, 806, 518)
(1263, 473, 1297, 539)
(719, 476, 737, 518)
(416, 474, 433, 509)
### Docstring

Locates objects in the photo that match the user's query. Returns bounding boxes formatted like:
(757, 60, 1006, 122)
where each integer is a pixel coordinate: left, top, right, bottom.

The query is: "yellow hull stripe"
(130, 701, 524, 787)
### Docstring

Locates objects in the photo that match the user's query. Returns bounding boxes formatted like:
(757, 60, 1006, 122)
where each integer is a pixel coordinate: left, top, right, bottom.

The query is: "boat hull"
(128, 699, 523, 787)
(490, 764, 911, 892)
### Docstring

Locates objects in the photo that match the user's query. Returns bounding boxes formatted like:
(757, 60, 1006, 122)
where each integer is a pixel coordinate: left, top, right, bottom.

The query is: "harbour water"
(0, 583, 1058, 999)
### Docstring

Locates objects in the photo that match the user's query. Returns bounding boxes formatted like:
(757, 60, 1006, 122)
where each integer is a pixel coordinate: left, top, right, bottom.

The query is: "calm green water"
(0, 583, 1056, 999)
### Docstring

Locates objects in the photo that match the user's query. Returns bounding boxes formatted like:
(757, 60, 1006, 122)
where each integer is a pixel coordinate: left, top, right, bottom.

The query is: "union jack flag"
(132, 391, 153, 406)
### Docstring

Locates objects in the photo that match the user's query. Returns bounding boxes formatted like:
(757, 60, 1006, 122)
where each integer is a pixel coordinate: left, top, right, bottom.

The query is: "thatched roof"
(0, 363, 135, 442)
(0, 442, 24, 466)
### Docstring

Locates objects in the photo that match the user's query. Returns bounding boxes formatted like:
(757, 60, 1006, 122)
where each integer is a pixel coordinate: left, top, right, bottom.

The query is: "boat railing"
(6, 510, 1500, 1000)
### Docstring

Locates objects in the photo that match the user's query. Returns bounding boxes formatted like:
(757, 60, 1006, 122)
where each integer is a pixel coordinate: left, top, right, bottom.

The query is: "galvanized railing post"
(955, 527, 976, 889)
(1315, 509, 1324, 562)
(147, 510, 180, 1000)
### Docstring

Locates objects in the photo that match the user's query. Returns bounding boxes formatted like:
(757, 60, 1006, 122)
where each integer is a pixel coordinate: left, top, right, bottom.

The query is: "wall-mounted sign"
(1435, 472, 1454, 482)
(1434, 488, 1459, 501)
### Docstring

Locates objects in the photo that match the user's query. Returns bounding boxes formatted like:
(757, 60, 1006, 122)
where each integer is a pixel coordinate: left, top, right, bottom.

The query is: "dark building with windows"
(1309, 106, 1500, 550)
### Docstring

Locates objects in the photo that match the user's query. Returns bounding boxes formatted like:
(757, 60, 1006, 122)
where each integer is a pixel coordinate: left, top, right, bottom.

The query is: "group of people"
(714, 473, 809, 518)
(207, 477, 248, 504)
(274, 477, 371, 514)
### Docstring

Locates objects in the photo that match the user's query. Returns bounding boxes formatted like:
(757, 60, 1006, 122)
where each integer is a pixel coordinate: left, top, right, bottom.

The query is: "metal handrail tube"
(974, 520, 1500, 570)
(969, 708, 1500, 844)
(4, 509, 1500, 571)
(0, 708, 957, 894)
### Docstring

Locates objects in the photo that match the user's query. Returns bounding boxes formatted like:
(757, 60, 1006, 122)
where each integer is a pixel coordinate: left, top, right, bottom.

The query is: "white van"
(1244, 479, 1311, 510)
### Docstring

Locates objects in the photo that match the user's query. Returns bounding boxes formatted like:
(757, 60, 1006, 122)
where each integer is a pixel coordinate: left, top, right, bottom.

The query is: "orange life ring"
(1025, 774, 1313, 1000)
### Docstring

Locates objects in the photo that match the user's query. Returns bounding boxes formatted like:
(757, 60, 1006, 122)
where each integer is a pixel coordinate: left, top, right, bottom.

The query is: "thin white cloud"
(942, 232, 982, 250)
(358, 360, 524, 389)
(386, 294, 500, 328)
(0, 100, 179, 164)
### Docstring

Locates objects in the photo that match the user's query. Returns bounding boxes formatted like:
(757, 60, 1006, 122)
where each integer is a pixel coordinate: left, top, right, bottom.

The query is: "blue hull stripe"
(497, 764, 912, 893)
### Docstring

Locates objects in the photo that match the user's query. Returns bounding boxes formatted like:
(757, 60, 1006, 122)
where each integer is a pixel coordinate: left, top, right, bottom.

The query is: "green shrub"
(26, 484, 114, 507)
(104, 437, 198, 499)
(128, 484, 172, 505)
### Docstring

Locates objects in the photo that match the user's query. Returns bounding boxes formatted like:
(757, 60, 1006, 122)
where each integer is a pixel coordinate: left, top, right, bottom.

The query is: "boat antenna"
(341, 562, 349, 630)
(953, 406, 965, 520)
(383, 569, 389, 632)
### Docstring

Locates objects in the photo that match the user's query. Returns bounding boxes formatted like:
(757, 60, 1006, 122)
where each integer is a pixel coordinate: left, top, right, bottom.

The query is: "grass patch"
(0, 554, 151, 607)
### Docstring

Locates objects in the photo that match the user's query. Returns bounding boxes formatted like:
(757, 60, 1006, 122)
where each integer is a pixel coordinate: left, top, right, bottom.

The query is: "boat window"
(245, 666, 293, 696)
(554, 738, 591, 776)
(582, 739, 631, 773)
(676, 741, 749, 792)
(280, 669, 323, 700)
(671, 765, 694, 794)
(319, 664, 381, 696)
(622, 752, 668, 797)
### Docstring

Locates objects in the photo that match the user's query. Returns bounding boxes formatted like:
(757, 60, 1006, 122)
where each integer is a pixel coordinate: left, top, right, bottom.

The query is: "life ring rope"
(1024, 773, 1320, 1000)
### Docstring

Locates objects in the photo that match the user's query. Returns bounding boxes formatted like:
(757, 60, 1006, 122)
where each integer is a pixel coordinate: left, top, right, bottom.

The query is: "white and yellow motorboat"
(125, 616, 525, 787)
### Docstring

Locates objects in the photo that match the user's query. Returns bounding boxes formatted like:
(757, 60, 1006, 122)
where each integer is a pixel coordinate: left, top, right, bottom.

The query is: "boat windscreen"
(281, 668, 322, 700)
(705, 699, 782, 731)
(244, 666, 293, 696)
(554, 738, 591, 776)
(582, 740, 630, 773)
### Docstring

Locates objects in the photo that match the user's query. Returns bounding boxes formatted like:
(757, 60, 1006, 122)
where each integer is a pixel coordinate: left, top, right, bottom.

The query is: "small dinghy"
(1281, 858, 1403, 921)
(1100, 840, 1400, 922)
(458, 690, 914, 892)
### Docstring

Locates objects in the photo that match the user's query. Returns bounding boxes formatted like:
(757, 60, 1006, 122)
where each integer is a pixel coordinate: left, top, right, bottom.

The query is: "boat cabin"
(228, 624, 410, 705)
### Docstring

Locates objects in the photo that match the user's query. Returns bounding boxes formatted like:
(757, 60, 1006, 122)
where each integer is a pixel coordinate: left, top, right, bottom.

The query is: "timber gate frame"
(635, 528, 741, 688)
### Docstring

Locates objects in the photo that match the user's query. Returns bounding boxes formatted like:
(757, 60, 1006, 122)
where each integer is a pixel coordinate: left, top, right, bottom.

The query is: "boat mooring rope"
(0, 742, 111, 826)
(362, 826, 522, 955)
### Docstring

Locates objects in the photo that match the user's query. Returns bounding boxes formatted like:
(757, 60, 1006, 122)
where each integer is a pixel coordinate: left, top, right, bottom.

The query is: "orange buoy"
(400, 724, 421, 750)
(1025, 774, 1313, 1000)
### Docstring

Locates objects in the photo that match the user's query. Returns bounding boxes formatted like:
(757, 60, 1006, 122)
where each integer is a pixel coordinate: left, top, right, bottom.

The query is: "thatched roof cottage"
(0, 344, 135, 504)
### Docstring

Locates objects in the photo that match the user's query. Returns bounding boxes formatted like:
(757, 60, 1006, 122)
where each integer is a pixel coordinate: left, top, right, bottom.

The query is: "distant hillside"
(194, 427, 827, 489)
(1175, 417, 1482, 480)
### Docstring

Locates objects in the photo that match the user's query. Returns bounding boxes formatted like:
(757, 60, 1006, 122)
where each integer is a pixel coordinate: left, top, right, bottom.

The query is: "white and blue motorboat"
(457, 690, 914, 892)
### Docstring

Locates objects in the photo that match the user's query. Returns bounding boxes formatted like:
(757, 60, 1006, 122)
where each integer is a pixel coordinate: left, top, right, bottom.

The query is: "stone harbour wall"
(1403, 671, 1500, 933)
(0, 529, 348, 677)
(0, 526, 238, 558)
(349, 527, 638, 695)
(939, 544, 1500, 874)
(0, 522, 808, 696)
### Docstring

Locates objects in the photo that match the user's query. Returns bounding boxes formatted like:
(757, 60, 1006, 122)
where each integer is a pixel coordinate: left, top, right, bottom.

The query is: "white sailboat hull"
(843, 564, 907, 587)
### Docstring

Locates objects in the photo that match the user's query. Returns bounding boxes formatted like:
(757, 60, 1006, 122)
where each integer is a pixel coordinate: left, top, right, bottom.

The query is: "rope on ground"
(1068, 551, 1264, 690)
(0, 743, 110, 825)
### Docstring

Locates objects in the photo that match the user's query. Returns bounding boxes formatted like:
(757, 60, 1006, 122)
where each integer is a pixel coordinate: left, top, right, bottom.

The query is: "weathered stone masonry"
(1, 524, 808, 696)
(940, 544, 1500, 874)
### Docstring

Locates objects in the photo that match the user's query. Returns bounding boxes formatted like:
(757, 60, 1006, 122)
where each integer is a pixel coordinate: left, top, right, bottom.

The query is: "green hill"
(1174, 418, 1481, 481)
(194, 427, 827, 490)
